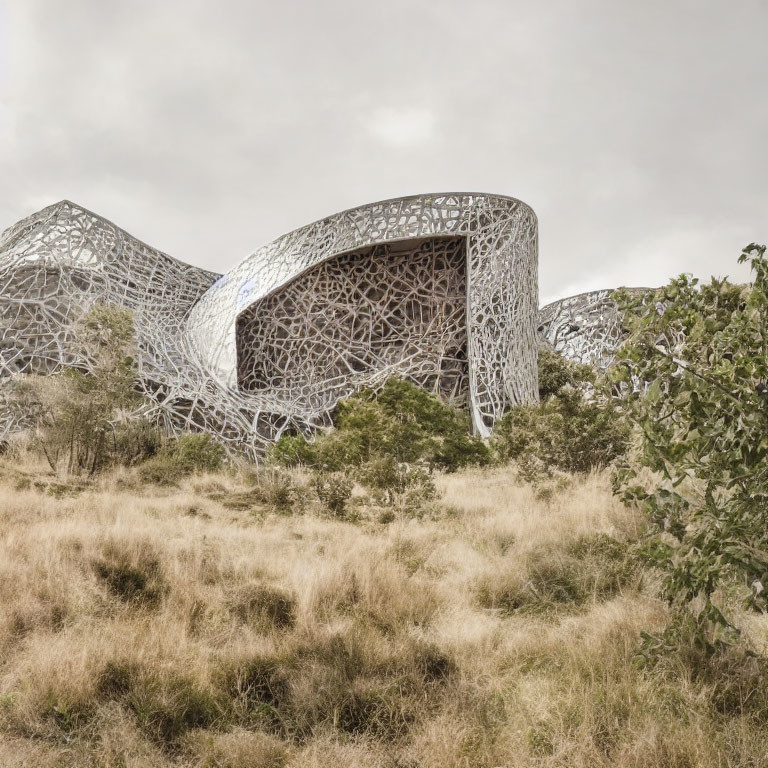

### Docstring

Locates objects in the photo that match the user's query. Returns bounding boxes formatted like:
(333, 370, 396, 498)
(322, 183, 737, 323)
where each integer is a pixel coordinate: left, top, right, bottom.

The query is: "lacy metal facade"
(537, 288, 650, 370)
(0, 193, 539, 457)
(0, 201, 219, 437)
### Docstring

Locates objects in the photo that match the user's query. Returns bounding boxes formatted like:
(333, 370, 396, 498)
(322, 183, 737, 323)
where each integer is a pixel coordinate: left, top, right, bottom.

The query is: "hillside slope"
(1, 463, 767, 767)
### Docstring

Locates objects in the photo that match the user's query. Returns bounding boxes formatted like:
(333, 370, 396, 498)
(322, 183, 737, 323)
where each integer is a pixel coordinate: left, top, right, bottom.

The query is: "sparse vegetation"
(270, 377, 491, 473)
(0, 456, 767, 767)
(311, 471, 354, 517)
(270, 377, 489, 519)
(4, 304, 154, 474)
(138, 433, 227, 486)
(494, 345, 630, 480)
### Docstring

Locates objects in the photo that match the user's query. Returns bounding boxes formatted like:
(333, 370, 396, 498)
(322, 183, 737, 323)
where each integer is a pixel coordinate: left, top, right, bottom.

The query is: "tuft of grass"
(122, 668, 220, 746)
(226, 583, 297, 630)
(476, 531, 638, 616)
(184, 728, 291, 768)
(92, 538, 167, 607)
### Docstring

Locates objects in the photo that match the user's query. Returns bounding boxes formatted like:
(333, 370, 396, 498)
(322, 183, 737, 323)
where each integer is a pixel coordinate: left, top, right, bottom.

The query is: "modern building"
(0, 194, 545, 457)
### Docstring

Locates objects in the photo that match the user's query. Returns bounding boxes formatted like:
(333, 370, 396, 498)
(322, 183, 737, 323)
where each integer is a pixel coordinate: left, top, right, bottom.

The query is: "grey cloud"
(0, 0, 765, 300)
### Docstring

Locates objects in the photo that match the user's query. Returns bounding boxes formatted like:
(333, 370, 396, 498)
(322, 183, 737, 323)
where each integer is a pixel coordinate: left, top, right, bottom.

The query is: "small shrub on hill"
(6, 304, 159, 475)
(92, 539, 167, 607)
(172, 433, 225, 472)
(537, 344, 595, 399)
(122, 667, 219, 746)
(494, 347, 629, 476)
(268, 433, 315, 467)
(137, 455, 188, 486)
(247, 468, 303, 513)
(227, 583, 297, 630)
(269, 377, 490, 473)
(476, 532, 636, 615)
(311, 471, 354, 517)
(495, 388, 630, 475)
(138, 433, 225, 486)
(358, 456, 437, 516)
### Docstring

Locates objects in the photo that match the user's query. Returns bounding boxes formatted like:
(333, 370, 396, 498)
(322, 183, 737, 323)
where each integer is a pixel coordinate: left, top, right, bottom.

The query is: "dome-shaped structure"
(537, 287, 651, 370)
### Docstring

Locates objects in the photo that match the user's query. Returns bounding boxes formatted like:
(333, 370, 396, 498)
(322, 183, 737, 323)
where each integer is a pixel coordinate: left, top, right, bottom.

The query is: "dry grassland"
(1, 459, 767, 767)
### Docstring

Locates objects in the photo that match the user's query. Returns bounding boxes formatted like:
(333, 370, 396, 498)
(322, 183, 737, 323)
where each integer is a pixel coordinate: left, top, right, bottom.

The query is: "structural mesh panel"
(0, 201, 219, 436)
(188, 193, 539, 442)
(537, 288, 652, 370)
(1, 193, 540, 458)
(237, 236, 468, 410)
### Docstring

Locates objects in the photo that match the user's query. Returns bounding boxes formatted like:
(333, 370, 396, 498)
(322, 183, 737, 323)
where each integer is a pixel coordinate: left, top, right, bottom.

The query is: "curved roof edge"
(273, 191, 539, 235)
(1, 199, 221, 281)
(539, 286, 652, 312)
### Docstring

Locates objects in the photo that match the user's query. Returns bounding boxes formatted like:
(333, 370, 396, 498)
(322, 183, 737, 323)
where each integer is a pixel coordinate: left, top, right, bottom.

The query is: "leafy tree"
(612, 243, 768, 645)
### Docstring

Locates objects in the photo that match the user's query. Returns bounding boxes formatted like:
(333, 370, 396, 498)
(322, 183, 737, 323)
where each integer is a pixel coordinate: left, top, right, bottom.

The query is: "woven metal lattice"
(188, 193, 539, 440)
(537, 288, 650, 370)
(0, 193, 539, 457)
(236, 236, 468, 410)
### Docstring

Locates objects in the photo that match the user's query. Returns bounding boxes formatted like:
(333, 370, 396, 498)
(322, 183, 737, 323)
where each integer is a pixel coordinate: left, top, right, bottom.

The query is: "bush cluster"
(494, 388, 630, 475)
(138, 434, 225, 485)
(271, 377, 489, 516)
(269, 358, 629, 510)
(272, 377, 490, 473)
(494, 346, 629, 477)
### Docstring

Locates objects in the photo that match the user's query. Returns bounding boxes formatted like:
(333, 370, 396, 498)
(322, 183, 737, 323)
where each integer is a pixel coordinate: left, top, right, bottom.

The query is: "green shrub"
(136, 433, 226, 485)
(270, 378, 490, 473)
(495, 388, 630, 475)
(137, 455, 189, 486)
(5, 304, 157, 475)
(268, 433, 316, 467)
(173, 433, 225, 472)
(494, 348, 628, 476)
(311, 471, 354, 517)
(537, 344, 595, 399)
(358, 456, 437, 515)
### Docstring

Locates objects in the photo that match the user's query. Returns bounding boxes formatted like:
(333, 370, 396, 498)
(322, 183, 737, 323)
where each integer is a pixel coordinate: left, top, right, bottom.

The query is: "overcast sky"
(0, 0, 765, 303)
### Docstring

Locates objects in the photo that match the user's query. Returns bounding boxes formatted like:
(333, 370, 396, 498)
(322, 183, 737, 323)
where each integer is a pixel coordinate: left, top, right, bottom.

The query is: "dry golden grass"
(0, 460, 767, 767)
